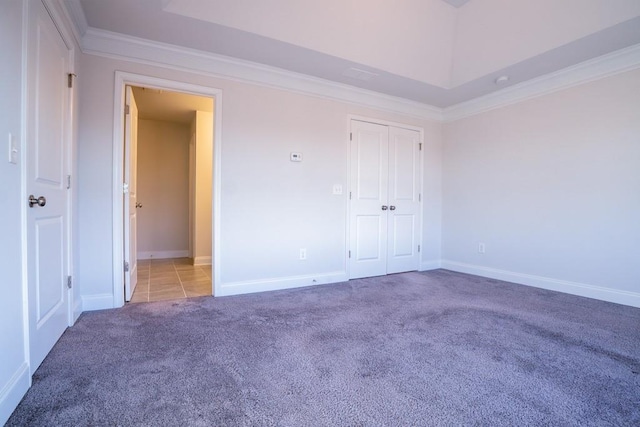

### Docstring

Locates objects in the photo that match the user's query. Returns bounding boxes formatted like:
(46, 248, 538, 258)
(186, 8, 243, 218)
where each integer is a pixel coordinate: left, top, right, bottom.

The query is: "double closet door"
(349, 120, 421, 279)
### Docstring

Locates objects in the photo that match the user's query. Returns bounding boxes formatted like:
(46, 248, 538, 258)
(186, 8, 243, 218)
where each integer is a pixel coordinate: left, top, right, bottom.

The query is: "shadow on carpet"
(7, 270, 640, 426)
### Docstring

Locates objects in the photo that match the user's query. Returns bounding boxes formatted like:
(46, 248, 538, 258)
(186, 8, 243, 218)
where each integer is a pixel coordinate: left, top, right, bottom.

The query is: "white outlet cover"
(290, 152, 303, 162)
(332, 184, 343, 195)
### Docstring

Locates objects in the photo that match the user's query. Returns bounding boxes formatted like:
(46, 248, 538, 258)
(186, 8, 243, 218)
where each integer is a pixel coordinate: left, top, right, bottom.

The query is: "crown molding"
(43, 0, 82, 50)
(69, 17, 640, 124)
(443, 43, 640, 122)
(81, 28, 444, 122)
(63, 0, 88, 36)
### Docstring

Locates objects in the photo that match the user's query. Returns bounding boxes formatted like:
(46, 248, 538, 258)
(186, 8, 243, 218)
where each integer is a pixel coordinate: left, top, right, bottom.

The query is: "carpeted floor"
(7, 270, 640, 426)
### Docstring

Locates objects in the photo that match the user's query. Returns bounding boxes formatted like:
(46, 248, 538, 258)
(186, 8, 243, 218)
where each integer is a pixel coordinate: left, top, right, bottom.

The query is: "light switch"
(290, 152, 303, 162)
(8, 133, 18, 164)
(332, 184, 343, 195)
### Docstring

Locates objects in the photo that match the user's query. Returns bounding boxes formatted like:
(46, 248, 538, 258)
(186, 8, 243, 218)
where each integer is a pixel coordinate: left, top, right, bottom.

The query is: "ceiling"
(72, 0, 640, 108)
(132, 87, 213, 125)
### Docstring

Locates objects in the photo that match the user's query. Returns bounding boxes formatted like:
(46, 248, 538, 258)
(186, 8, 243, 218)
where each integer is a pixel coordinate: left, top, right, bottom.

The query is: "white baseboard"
(440, 260, 640, 309)
(72, 298, 82, 323)
(0, 361, 30, 425)
(137, 250, 189, 260)
(81, 293, 115, 311)
(420, 259, 442, 271)
(193, 256, 212, 266)
(218, 271, 348, 297)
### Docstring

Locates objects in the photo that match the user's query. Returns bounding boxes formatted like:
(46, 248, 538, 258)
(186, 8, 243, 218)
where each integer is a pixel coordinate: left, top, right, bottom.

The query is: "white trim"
(441, 260, 640, 309)
(82, 28, 443, 122)
(72, 298, 82, 323)
(443, 43, 640, 122)
(112, 72, 222, 307)
(193, 256, 212, 266)
(81, 294, 115, 311)
(76, 27, 640, 125)
(137, 250, 190, 260)
(219, 271, 348, 297)
(0, 362, 30, 426)
(62, 0, 88, 40)
(43, 0, 83, 49)
(420, 259, 441, 271)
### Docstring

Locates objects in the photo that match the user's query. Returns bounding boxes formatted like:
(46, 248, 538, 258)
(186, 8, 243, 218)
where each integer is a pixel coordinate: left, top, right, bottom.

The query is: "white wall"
(443, 69, 640, 306)
(192, 111, 213, 264)
(76, 53, 442, 305)
(0, 3, 29, 423)
(137, 119, 190, 259)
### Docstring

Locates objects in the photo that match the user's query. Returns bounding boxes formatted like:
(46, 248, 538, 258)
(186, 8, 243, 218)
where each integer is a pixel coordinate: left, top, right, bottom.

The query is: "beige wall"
(191, 111, 213, 264)
(137, 119, 191, 259)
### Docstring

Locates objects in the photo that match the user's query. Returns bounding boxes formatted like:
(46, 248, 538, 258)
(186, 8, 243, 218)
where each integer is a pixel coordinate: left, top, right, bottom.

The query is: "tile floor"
(129, 258, 212, 303)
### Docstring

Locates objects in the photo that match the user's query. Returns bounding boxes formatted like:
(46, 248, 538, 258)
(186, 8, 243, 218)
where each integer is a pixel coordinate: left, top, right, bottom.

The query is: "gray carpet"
(7, 270, 640, 426)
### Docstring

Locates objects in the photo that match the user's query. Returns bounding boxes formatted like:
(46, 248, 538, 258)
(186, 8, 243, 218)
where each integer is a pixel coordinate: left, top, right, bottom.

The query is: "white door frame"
(112, 72, 223, 307)
(346, 114, 424, 279)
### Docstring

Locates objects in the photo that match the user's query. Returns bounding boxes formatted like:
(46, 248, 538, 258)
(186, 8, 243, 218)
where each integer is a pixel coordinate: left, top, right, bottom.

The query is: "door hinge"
(350, 132, 352, 141)
(66, 175, 71, 189)
(348, 250, 351, 258)
(418, 245, 421, 253)
(419, 142, 423, 151)
(419, 193, 421, 202)
(124, 261, 130, 272)
(349, 191, 352, 200)
(67, 276, 72, 289)
(125, 104, 130, 115)
(67, 73, 76, 88)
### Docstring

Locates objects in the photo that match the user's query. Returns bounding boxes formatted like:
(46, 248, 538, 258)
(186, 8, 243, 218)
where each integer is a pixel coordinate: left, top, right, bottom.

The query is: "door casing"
(112, 72, 223, 306)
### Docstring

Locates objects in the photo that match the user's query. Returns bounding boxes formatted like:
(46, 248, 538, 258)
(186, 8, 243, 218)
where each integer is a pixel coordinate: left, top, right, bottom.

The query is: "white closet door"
(349, 120, 389, 279)
(386, 126, 421, 274)
(349, 120, 421, 280)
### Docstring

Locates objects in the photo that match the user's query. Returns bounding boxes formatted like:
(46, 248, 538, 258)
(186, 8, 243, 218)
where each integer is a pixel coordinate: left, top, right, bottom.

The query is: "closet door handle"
(381, 205, 388, 211)
(389, 205, 396, 211)
(28, 195, 47, 208)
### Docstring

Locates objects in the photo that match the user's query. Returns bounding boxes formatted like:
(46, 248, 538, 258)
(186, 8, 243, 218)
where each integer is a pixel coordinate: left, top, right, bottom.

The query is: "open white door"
(123, 86, 139, 301)
(26, 0, 72, 370)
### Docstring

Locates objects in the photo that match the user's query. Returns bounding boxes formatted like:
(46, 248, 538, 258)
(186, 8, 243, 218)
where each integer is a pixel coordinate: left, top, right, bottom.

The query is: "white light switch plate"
(290, 152, 303, 162)
(332, 184, 343, 195)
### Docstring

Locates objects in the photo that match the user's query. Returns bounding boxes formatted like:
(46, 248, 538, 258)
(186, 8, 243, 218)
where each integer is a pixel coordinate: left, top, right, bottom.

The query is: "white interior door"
(123, 86, 139, 301)
(349, 120, 421, 279)
(26, 0, 71, 371)
(387, 126, 421, 274)
(349, 121, 389, 279)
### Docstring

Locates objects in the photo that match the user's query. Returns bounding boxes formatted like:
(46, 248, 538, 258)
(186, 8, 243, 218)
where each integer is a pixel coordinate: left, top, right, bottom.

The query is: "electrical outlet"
(299, 248, 306, 260)
(478, 243, 486, 254)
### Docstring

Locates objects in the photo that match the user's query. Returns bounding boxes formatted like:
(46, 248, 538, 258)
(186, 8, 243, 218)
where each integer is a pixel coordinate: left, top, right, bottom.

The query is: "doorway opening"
(112, 72, 222, 308)
(127, 86, 214, 303)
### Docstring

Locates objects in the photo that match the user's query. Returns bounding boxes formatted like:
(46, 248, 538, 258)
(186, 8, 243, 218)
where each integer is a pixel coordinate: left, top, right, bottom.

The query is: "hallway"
(130, 258, 212, 303)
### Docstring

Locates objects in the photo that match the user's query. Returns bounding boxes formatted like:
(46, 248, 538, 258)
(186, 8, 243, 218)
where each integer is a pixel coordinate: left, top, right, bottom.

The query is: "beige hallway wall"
(137, 119, 191, 259)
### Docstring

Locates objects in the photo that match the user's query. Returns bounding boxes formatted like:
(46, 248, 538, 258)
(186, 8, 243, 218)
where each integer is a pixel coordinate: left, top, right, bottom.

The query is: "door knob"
(381, 205, 388, 211)
(28, 195, 46, 208)
(389, 205, 396, 211)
